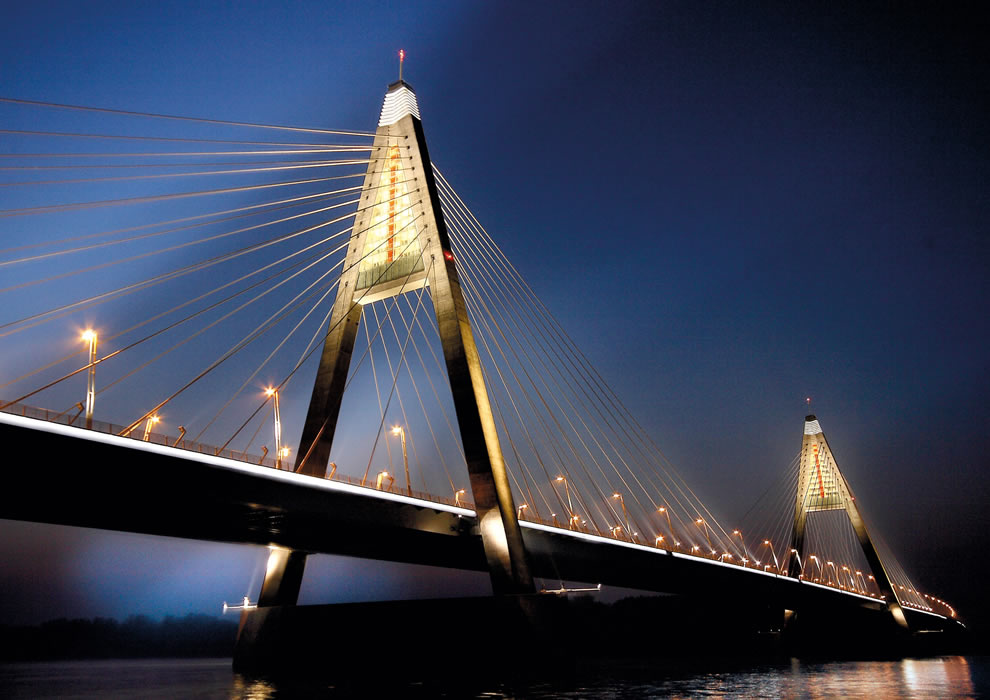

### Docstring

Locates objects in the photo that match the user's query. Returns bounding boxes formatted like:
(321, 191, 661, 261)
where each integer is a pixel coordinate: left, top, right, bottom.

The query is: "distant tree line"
(0, 614, 238, 660)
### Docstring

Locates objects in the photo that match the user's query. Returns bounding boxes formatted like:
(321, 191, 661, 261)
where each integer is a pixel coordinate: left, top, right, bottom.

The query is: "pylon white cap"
(379, 81, 420, 127)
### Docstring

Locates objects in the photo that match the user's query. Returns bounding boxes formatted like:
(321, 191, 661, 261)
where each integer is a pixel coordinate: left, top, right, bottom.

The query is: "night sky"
(1, 2, 988, 633)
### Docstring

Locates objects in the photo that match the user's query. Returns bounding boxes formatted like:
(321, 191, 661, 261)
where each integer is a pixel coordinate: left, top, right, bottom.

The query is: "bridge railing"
(1, 400, 284, 467)
(516, 509, 808, 574)
(1, 400, 475, 511)
(514, 510, 886, 598)
(332, 472, 474, 510)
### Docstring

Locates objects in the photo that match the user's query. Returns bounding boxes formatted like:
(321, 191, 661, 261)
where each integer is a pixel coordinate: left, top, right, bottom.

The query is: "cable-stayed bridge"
(0, 78, 962, 671)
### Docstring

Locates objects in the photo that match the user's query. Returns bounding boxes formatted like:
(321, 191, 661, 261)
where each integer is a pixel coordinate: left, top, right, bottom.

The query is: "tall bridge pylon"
(787, 415, 908, 628)
(259, 79, 534, 607)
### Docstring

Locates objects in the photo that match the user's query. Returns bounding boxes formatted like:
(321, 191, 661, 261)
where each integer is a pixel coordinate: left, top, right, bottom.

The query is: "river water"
(0, 655, 986, 698)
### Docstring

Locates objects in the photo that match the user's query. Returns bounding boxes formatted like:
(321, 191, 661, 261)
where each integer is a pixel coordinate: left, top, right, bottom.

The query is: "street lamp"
(763, 540, 780, 571)
(142, 415, 160, 442)
(612, 492, 631, 535)
(554, 476, 574, 526)
(790, 548, 804, 577)
(517, 503, 529, 519)
(733, 529, 752, 562)
(854, 570, 868, 593)
(696, 518, 713, 554)
(809, 554, 823, 581)
(375, 470, 393, 490)
(454, 488, 466, 506)
(391, 426, 411, 496)
(265, 388, 283, 469)
(658, 506, 678, 549)
(81, 330, 97, 429)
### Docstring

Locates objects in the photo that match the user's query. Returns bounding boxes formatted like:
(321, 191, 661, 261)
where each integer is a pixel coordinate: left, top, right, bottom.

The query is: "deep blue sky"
(1, 2, 988, 629)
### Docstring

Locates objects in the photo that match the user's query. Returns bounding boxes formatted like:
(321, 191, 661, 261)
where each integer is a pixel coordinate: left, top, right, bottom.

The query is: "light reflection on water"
(0, 655, 983, 698)
(616, 656, 979, 699)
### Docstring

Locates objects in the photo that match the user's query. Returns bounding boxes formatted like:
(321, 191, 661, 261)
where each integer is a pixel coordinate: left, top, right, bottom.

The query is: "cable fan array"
(0, 96, 956, 619)
(436, 169, 742, 553)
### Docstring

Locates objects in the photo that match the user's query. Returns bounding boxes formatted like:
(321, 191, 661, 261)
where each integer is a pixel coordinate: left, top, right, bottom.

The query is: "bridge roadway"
(0, 411, 949, 628)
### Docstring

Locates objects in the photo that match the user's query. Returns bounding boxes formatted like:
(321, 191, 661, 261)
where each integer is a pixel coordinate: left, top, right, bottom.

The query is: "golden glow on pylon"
(356, 142, 423, 290)
(386, 146, 398, 263)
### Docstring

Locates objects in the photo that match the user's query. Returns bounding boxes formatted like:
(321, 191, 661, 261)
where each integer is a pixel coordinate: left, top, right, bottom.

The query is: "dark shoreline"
(2, 597, 981, 668)
(0, 614, 237, 661)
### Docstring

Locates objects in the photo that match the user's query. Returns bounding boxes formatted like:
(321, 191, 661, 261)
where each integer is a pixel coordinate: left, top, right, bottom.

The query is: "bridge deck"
(0, 411, 951, 628)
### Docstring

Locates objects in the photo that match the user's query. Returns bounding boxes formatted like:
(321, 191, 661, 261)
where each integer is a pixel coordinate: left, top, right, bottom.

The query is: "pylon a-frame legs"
(788, 415, 908, 628)
(260, 80, 533, 602)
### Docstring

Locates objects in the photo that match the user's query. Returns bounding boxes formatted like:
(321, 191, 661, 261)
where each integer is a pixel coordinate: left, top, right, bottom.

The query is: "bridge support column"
(257, 547, 307, 607)
(233, 547, 308, 671)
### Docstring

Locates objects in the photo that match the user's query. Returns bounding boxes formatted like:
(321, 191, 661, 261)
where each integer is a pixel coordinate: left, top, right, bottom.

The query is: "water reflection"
(661, 657, 976, 700)
(229, 675, 277, 700)
(224, 656, 979, 698)
(0, 656, 981, 698)
(621, 656, 978, 700)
